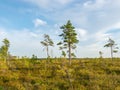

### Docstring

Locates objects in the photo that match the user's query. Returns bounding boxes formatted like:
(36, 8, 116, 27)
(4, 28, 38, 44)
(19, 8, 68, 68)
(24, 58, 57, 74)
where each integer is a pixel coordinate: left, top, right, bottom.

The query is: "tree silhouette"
(40, 34, 54, 58)
(0, 38, 10, 62)
(104, 38, 118, 60)
(58, 20, 79, 65)
(99, 51, 103, 58)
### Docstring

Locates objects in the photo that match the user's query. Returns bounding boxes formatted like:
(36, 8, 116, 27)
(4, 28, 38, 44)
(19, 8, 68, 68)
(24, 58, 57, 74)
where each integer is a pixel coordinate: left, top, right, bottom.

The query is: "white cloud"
(33, 18, 47, 27)
(98, 22, 120, 33)
(83, 0, 107, 10)
(89, 22, 120, 43)
(76, 42, 104, 58)
(83, 0, 120, 11)
(30, 32, 38, 38)
(1, 0, 120, 58)
(76, 21, 120, 58)
(83, 1, 93, 7)
(23, 0, 73, 9)
(0, 28, 7, 36)
(0, 28, 43, 57)
(94, 32, 111, 42)
(26, 0, 49, 8)
(76, 28, 88, 41)
(57, 0, 73, 5)
(0, 27, 61, 58)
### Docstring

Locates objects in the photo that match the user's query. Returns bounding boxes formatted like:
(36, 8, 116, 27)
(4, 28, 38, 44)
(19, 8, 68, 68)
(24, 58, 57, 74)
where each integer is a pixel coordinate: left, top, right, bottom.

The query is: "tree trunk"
(68, 43, 71, 65)
(111, 46, 113, 60)
(46, 46, 49, 58)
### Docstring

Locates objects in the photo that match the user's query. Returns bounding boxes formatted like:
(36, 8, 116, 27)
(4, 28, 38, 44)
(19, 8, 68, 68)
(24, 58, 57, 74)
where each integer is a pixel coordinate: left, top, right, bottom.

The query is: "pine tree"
(41, 34, 54, 58)
(58, 20, 79, 65)
(104, 38, 118, 60)
(0, 38, 10, 61)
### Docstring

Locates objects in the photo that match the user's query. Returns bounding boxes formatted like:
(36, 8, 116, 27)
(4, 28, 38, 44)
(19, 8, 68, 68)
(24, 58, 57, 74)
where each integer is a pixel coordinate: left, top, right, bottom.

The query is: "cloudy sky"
(0, 0, 120, 58)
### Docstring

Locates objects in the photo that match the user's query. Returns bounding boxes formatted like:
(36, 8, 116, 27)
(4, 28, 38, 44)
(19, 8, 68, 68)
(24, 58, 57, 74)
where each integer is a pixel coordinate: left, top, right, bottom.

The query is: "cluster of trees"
(40, 20, 79, 65)
(0, 20, 119, 65)
(40, 20, 119, 63)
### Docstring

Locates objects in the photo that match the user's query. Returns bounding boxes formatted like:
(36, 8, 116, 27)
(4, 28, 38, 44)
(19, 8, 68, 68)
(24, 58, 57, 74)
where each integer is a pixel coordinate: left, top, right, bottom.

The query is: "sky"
(0, 0, 120, 58)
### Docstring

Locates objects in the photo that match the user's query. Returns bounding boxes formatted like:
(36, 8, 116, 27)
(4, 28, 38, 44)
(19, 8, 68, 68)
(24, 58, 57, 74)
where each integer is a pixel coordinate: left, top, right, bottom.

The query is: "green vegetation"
(0, 59, 120, 90)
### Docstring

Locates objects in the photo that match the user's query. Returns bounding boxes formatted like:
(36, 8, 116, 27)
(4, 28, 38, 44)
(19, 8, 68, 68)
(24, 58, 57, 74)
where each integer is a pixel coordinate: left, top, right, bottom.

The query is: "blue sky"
(0, 0, 120, 58)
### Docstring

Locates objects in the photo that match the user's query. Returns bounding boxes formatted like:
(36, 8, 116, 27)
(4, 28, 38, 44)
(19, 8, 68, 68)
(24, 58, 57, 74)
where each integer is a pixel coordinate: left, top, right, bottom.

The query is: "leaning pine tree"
(40, 34, 54, 58)
(58, 20, 79, 65)
(104, 38, 118, 60)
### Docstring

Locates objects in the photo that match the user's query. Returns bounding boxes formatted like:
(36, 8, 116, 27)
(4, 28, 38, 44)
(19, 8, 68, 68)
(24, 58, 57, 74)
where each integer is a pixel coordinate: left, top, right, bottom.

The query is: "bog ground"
(0, 58, 120, 90)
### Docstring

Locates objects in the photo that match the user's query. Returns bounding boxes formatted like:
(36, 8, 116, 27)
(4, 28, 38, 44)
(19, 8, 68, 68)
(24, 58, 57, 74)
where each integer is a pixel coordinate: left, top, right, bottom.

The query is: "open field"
(0, 58, 120, 90)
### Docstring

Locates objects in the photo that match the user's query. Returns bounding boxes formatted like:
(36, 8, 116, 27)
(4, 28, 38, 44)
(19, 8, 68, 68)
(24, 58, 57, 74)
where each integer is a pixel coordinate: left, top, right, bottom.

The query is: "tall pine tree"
(58, 20, 79, 65)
